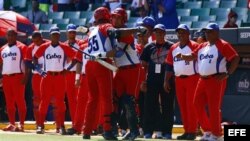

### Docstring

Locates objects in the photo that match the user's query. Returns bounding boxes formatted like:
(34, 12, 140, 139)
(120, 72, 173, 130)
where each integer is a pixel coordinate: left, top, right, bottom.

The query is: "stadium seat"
(11, 0, 27, 12)
(91, 3, 103, 11)
(216, 21, 226, 28)
(237, 0, 248, 8)
(126, 23, 136, 28)
(179, 21, 192, 28)
(191, 21, 208, 29)
(184, 1, 202, 9)
(220, 1, 237, 8)
(241, 22, 250, 27)
(57, 24, 68, 30)
(177, 9, 191, 16)
(202, 1, 220, 8)
(191, 8, 210, 16)
(232, 8, 248, 17)
(210, 8, 230, 17)
(52, 19, 70, 24)
(128, 17, 139, 23)
(40, 24, 57, 30)
(80, 11, 94, 21)
(199, 15, 216, 22)
(180, 16, 198, 22)
(216, 15, 228, 22)
(70, 19, 87, 26)
(48, 12, 64, 19)
(64, 11, 80, 19)
(237, 15, 248, 23)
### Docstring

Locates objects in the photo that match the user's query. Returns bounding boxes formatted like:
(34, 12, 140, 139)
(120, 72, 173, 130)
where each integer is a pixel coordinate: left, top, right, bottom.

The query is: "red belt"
(47, 71, 64, 76)
(3, 73, 23, 77)
(119, 64, 140, 70)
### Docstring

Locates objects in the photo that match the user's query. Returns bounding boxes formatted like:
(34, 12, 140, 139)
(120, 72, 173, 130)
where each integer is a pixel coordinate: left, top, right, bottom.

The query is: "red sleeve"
(35, 42, 50, 58)
(216, 39, 238, 62)
(192, 42, 208, 57)
(99, 23, 114, 37)
(60, 43, 76, 59)
(0, 45, 7, 63)
(17, 41, 28, 59)
(165, 43, 178, 65)
(188, 40, 199, 51)
(118, 35, 134, 44)
(25, 44, 34, 61)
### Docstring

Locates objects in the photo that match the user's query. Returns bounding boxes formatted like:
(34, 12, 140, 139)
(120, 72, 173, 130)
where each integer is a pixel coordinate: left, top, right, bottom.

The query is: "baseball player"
(111, 7, 141, 140)
(34, 27, 76, 135)
(64, 24, 85, 125)
(164, 24, 199, 140)
(0, 29, 27, 132)
(24, 31, 48, 129)
(176, 23, 239, 141)
(82, 7, 146, 140)
(66, 38, 89, 135)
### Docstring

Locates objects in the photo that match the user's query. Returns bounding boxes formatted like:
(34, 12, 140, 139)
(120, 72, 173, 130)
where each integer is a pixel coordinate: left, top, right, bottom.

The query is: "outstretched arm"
(176, 53, 196, 61)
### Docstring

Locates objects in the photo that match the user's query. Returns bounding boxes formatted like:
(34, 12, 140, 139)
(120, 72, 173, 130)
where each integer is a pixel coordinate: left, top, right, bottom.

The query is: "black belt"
(47, 71, 64, 76)
(200, 73, 226, 79)
(119, 64, 140, 70)
(177, 74, 197, 78)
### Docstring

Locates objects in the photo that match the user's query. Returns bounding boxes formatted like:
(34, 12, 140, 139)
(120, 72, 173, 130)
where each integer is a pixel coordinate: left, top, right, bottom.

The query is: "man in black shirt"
(140, 24, 175, 139)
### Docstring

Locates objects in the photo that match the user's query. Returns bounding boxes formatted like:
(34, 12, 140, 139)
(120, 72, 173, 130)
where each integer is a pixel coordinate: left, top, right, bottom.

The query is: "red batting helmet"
(94, 7, 111, 22)
(111, 8, 128, 23)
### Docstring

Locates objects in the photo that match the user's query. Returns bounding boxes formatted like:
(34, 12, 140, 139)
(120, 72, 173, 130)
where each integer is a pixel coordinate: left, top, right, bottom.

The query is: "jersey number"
(88, 35, 99, 53)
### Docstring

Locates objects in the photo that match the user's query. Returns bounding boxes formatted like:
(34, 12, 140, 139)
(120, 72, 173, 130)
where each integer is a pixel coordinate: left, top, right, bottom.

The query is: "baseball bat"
(70, 45, 118, 72)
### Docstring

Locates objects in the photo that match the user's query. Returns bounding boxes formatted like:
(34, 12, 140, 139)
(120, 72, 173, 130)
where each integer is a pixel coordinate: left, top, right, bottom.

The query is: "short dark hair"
(32, 31, 42, 38)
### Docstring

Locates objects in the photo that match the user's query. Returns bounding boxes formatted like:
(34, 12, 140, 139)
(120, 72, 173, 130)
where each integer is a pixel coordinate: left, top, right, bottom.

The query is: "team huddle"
(0, 6, 239, 141)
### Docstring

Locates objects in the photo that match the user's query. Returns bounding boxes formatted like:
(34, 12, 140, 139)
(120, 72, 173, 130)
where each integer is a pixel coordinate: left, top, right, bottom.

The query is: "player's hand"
(215, 73, 229, 81)
(39, 71, 47, 78)
(75, 79, 81, 87)
(164, 80, 171, 93)
(140, 81, 147, 93)
(175, 53, 182, 59)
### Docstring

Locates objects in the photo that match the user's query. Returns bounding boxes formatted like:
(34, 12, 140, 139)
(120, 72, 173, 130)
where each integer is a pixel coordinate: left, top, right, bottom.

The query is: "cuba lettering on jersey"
(1, 45, 24, 74)
(172, 45, 197, 76)
(64, 42, 80, 71)
(198, 44, 227, 75)
(43, 45, 65, 72)
(32, 45, 44, 74)
(87, 26, 112, 55)
(114, 42, 140, 67)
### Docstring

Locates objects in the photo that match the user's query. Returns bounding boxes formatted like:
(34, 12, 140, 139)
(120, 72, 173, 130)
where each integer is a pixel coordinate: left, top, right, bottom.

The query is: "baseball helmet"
(141, 16, 156, 28)
(94, 7, 111, 22)
(111, 7, 128, 22)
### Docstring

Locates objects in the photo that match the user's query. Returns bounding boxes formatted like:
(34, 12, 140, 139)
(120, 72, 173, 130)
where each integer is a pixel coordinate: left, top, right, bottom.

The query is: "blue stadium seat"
(220, 1, 237, 8)
(199, 15, 216, 22)
(191, 8, 210, 16)
(184, 1, 202, 9)
(52, 19, 70, 24)
(64, 11, 80, 19)
(179, 21, 192, 28)
(210, 8, 230, 17)
(48, 12, 64, 19)
(216, 15, 228, 22)
(237, 0, 248, 8)
(180, 16, 199, 22)
(216, 21, 226, 28)
(69, 19, 87, 26)
(177, 9, 191, 16)
(232, 8, 248, 17)
(80, 11, 94, 21)
(202, 1, 220, 8)
(57, 24, 68, 30)
(40, 24, 57, 30)
(192, 21, 208, 29)
(128, 17, 139, 23)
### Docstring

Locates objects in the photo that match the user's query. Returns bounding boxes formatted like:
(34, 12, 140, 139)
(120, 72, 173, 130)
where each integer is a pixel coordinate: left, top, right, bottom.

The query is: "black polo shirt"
(140, 41, 173, 78)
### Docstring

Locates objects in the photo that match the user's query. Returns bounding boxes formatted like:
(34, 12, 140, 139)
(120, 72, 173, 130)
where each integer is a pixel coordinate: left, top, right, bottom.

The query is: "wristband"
(75, 74, 80, 80)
